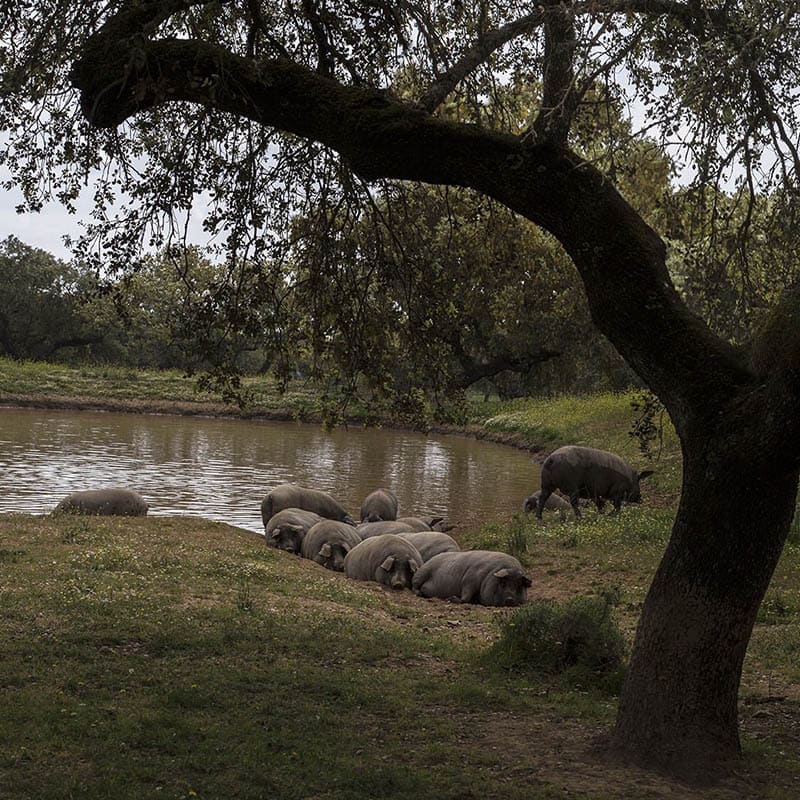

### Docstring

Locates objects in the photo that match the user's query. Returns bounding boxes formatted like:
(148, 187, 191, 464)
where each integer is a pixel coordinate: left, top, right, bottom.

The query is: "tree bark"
(613, 427, 799, 768)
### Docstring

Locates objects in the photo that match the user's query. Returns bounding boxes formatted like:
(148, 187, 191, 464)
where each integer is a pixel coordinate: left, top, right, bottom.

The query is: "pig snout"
(389, 563, 413, 589)
(511, 586, 529, 606)
(390, 572, 409, 589)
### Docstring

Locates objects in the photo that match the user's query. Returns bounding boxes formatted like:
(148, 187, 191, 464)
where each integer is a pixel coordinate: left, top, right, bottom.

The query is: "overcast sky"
(1, 172, 210, 260)
(1, 182, 83, 259)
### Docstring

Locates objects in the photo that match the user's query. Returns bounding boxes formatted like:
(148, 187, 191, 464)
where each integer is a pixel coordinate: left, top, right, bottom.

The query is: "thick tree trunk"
(612, 434, 799, 769)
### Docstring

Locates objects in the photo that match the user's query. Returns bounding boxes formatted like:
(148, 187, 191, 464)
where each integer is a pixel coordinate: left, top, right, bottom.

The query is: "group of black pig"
(49, 446, 649, 608)
(261, 484, 532, 607)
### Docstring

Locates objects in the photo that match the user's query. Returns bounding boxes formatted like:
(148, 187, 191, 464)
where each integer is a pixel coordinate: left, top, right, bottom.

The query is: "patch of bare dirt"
(741, 696, 800, 752)
(432, 709, 800, 799)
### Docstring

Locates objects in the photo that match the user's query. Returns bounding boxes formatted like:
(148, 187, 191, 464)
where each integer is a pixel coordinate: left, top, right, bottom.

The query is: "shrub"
(488, 596, 627, 693)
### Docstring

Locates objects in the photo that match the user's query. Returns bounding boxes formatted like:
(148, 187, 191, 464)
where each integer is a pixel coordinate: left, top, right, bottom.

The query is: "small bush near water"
(488, 596, 627, 693)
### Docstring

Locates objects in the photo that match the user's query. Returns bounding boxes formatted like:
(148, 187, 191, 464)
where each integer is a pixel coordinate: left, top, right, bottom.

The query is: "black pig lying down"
(413, 550, 531, 607)
(53, 488, 148, 517)
(395, 516, 452, 532)
(356, 520, 416, 539)
(344, 534, 423, 590)
(261, 483, 356, 527)
(359, 488, 399, 522)
(264, 508, 323, 554)
(301, 520, 363, 572)
(397, 531, 460, 562)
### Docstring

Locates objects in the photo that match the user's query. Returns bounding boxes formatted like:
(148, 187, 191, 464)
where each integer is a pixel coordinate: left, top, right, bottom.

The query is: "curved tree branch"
(417, 9, 546, 113)
(416, 0, 723, 114)
(454, 344, 562, 388)
(69, 0, 755, 430)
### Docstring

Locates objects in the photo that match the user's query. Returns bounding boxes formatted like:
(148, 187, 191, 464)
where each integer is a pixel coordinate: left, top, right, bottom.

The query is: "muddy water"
(0, 407, 540, 534)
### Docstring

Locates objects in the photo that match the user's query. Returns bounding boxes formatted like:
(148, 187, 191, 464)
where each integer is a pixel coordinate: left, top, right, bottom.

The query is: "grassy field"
(1, 513, 798, 800)
(0, 358, 338, 419)
(2, 358, 800, 796)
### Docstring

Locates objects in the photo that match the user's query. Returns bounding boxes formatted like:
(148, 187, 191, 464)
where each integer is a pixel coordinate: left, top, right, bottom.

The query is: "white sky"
(1, 183, 85, 259)
(0, 170, 212, 260)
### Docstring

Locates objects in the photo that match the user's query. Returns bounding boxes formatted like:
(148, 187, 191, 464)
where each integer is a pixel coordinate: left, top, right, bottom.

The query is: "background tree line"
(4, 158, 794, 406)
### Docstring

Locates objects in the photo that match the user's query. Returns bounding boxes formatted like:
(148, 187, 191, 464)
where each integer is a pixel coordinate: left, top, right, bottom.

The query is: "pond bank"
(0, 358, 683, 503)
(0, 390, 553, 460)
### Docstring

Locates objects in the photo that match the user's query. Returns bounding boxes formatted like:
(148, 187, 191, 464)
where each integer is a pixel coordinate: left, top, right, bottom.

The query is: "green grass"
(1, 513, 798, 799)
(0, 357, 339, 419)
(473, 390, 683, 503)
(3, 359, 800, 796)
(0, 358, 204, 401)
(0, 514, 602, 800)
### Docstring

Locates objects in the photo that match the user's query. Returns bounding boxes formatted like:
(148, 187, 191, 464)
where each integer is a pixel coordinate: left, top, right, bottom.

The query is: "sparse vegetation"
(487, 596, 627, 693)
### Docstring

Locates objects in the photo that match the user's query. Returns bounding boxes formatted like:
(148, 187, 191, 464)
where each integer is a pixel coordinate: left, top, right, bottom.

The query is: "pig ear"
(493, 568, 513, 579)
(638, 469, 655, 481)
(319, 543, 332, 558)
(379, 556, 396, 572)
(270, 530, 281, 540)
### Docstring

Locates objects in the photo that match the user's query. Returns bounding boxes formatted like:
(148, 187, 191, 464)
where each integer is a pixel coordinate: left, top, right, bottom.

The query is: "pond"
(0, 406, 540, 535)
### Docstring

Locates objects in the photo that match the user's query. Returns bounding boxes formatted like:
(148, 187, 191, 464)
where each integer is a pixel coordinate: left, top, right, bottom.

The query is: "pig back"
(397, 531, 459, 562)
(53, 488, 148, 517)
(395, 517, 432, 531)
(412, 550, 474, 597)
(543, 446, 637, 496)
(360, 488, 399, 522)
(261, 483, 354, 524)
(265, 508, 323, 534)
(357, 520, 416, 539)
(413, 550, 529, 606)
(344, 534, 422, 581)
(523, 490, 571, 514)
(301, 520, 362, 560)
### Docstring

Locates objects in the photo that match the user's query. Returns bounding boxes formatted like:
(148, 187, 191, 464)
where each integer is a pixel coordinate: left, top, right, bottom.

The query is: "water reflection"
(0, 406, 539, 534)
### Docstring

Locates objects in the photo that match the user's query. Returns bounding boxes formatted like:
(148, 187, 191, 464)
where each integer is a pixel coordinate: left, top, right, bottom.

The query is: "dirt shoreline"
(0, 392, 552, 462)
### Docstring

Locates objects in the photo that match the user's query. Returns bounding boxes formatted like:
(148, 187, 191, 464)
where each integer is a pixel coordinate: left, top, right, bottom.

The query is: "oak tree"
(3, 0, 800, 771)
